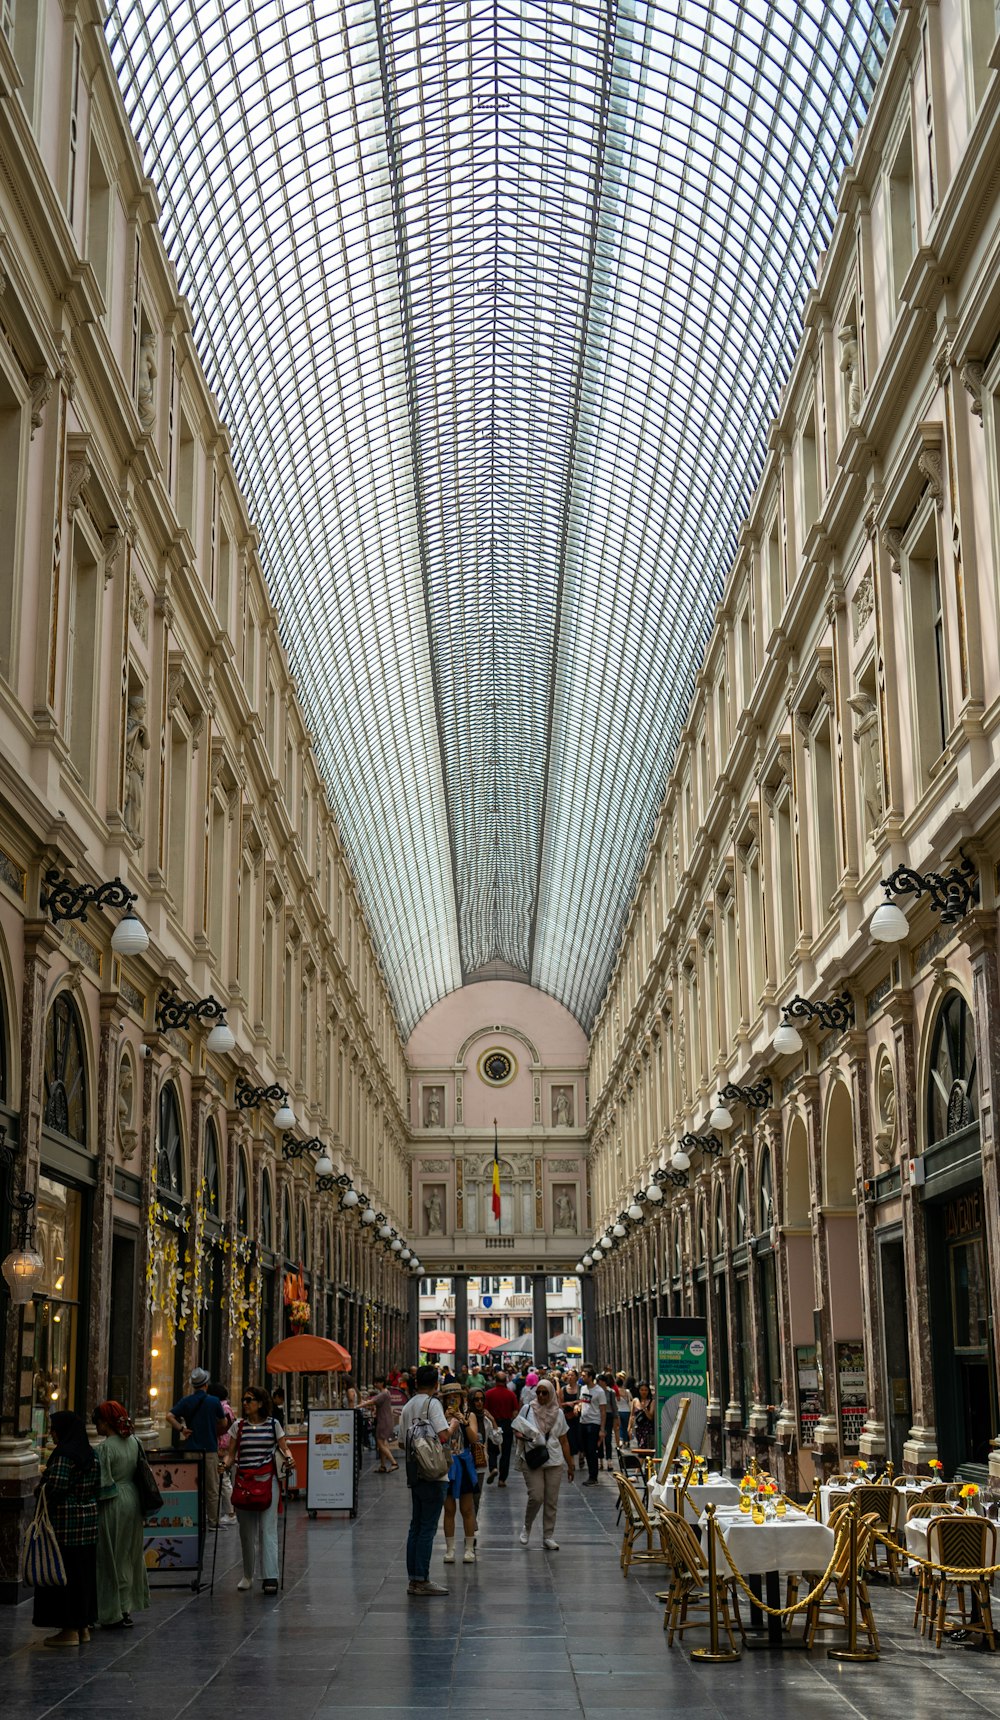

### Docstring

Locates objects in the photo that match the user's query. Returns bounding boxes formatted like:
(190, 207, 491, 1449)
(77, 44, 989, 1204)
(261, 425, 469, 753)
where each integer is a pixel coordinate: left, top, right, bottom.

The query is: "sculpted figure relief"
(849, 691, 883, 838)
(423, 1187, 444, 1235)
(552, 1086, 573, 1127)
(124, 693, 151, 843)
(137, 330, 157, 429)
(423, 1086, 443, 1127)
(554, 1186, 577, 1231)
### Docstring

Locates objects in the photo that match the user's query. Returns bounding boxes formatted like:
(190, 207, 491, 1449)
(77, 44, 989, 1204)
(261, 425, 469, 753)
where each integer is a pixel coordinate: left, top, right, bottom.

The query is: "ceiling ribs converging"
(106, 0, 895, 1034)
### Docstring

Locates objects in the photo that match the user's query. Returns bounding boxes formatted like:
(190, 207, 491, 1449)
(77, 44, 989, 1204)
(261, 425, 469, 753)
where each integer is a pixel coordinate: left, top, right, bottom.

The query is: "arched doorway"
(923, 991, 993, 1471)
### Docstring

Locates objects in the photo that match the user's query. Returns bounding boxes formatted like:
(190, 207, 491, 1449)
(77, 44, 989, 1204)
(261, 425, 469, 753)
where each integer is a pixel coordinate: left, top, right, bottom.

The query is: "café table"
(650, 1473, 741, 1523)
(819, 1479, 931, 1526)
(703, 1509, 836, 1649)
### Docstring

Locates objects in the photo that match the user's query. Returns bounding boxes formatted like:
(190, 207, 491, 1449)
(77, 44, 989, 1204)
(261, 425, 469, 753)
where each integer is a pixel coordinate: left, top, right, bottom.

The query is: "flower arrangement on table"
(960, 1482, 980, 1511)
(852, 1458, 868, 1476)
(927, 1458, 943, 1473)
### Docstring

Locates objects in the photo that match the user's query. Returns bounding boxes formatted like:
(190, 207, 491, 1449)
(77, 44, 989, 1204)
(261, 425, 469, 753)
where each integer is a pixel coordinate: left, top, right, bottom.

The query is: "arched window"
(261, 1175, 274, 1250)
(758, 1147, 773, 1233)
(927, 992, 978, 1147)
(43, 994, 87, 1144)
(156, 1084, 184, 1197)
(324, 1225, 333, 1278)
(695, 1200, 706, 1264)
(282, 1189, 293, 1260)
(732, 1165, 749, 1245)
(236, 1150, 249, 1235)
(299, 1203, 310, 1267)
(204, 1122, 221, 1218)
(673, 1226, 682, 1279)
(713, 1190, 725, 1256)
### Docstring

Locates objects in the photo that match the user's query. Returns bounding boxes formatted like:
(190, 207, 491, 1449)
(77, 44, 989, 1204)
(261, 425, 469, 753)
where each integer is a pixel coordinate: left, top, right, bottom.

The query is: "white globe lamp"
(110, 912, 149, 957)
(773, 1020, 803, 1056)
(871, 898, 909, 944)
(206, 1019, 236, 1054)
(274, 1101, 296, 1130)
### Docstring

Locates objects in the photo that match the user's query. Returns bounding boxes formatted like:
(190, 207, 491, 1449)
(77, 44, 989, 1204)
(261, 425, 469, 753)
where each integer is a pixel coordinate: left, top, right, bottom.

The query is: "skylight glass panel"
(107, 0, 893, 1033)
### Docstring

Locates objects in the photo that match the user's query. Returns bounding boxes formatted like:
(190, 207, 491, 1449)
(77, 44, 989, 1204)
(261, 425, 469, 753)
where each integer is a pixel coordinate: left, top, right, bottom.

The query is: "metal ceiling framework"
(106, 0, 895, 1034)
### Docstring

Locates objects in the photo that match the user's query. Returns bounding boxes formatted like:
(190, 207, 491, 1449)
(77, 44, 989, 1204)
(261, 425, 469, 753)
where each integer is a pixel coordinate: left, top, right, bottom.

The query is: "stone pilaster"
(848, 1033, 885, 1459)
(85, 992, 126, 1413)
(890, 991, 937, 1469)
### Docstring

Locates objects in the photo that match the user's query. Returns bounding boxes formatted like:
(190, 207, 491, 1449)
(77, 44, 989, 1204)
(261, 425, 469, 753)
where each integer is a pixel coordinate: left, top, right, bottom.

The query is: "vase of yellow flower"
(739, 1474, 754, 1514)
(762, 1480, 779, 1521)
(927, 1458, 943, 1476)
(960, 1482, 980, 1514)
(852, 1458, 868, 1478)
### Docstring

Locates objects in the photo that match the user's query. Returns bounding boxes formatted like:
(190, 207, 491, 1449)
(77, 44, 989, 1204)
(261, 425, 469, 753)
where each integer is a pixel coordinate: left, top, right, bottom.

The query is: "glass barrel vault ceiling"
(106, 0, 895, 1035)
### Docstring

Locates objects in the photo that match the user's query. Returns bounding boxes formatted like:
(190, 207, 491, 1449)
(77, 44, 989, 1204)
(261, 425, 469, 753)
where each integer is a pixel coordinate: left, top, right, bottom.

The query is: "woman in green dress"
(94, 1400, 150, 1629)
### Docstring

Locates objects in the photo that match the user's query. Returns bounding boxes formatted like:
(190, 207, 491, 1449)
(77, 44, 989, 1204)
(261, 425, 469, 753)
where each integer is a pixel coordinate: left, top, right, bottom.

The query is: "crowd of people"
(390, 1359, 657, 1596)
(25, 1356, 650, 1637)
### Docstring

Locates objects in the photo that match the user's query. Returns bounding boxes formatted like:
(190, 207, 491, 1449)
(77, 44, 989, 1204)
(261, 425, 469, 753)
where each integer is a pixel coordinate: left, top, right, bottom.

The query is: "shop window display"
(31, 1177, 82, 1438)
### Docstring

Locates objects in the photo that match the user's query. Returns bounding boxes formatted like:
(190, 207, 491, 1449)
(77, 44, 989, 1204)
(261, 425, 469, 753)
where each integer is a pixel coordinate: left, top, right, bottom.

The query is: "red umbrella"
(467, 1330, 506, 1354)
(419, 1330, 456, 1353)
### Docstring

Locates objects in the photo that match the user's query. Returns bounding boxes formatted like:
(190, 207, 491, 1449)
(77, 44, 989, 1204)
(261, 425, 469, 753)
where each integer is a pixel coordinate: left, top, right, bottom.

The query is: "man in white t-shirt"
(578, 1366, 607, 1485)
(397, 1365, 458, 1596)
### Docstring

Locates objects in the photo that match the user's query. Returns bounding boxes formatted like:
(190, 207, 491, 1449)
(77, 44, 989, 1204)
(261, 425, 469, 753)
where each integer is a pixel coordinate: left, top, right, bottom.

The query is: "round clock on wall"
(477, 1048, 517, 1086)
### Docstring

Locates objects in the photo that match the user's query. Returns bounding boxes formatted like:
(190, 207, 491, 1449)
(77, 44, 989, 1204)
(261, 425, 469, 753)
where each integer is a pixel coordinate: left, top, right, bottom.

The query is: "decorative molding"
(851, 570, 874, 640)
(29, 371, 52, 438)
(66, 455, 91, 520)
(879, 525, 903, 577)
(960, 359, 984, 420)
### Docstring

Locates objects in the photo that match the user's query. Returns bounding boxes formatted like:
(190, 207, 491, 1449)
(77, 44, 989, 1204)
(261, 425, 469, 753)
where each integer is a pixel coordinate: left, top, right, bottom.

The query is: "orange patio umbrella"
(467, 1330, 506, 1355)
(266, 1334, 352, 1373)
(419, 1330, 456, 1353)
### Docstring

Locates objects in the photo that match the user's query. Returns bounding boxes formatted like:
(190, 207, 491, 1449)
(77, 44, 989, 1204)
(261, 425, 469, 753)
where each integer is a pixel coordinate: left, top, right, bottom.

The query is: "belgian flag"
(491, 1119, 501, 1222)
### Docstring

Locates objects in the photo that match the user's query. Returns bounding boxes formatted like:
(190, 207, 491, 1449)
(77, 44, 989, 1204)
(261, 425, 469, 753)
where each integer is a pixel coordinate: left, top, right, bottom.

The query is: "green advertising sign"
(655, 1317, 708, 1457)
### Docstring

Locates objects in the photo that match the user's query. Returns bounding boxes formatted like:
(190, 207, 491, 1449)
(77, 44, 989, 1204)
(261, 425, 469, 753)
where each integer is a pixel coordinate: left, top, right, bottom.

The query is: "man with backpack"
(397, 1364, 459, 1596)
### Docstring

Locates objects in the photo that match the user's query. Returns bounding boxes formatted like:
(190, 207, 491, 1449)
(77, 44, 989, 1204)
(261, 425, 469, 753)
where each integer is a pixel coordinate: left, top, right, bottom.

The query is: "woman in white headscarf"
(513, 1377, 573, 1550)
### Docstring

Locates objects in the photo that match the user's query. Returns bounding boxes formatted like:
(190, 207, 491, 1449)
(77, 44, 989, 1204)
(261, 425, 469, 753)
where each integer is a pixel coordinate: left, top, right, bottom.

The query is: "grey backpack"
(405, 1396, 449, 1482)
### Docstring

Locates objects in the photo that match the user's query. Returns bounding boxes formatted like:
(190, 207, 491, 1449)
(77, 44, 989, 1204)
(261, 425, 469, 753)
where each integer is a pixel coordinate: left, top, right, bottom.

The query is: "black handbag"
(524, 1442, 548, 1471)
(133, 1438, 164, 1517)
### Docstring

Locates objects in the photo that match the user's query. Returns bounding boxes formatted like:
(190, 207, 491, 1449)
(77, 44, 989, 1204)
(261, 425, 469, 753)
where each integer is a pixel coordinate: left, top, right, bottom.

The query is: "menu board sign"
(306, 1408, 359, 1512)
(143, 1453, 203, 1580)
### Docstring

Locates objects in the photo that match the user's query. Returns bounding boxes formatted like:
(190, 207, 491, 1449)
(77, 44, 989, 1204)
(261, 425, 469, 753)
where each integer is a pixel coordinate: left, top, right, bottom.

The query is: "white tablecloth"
(904, 1508, 985, 1560)
(707, 1512, 836, 1579)
(650, 1476, 741, 1522)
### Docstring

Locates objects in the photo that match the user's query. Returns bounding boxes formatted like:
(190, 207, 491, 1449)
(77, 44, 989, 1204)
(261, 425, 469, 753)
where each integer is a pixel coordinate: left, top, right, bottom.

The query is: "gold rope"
(710, 1516, 848, 1617)
(873, 1527, 1000, 1578)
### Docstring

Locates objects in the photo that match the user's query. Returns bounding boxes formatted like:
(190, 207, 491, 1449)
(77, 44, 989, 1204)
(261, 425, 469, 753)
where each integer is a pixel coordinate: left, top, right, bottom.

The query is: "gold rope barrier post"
(828, 1499, 879, 1662)
(691, 1504, 742, 1663)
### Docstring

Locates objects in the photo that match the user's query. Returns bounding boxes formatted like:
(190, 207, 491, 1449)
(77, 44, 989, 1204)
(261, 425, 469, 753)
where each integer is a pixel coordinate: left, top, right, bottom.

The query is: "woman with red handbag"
(223, 1386, 292, 1594)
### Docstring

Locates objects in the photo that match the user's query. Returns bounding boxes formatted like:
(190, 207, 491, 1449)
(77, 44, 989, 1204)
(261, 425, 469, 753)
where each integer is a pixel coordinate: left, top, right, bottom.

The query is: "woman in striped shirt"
(223, 1386, 292, 1594)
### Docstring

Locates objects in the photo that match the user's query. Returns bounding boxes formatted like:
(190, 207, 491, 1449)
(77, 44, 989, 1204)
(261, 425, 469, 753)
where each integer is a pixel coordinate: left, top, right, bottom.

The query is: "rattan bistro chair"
(853, 1485, 901, 1581)
(907, 1503, 958, 1634)
(655, 1507, 742, 1651)
(803, 1512, 880, 1653)
(926, 1515, 998, 1651)
(615, 1473, 671, 1577)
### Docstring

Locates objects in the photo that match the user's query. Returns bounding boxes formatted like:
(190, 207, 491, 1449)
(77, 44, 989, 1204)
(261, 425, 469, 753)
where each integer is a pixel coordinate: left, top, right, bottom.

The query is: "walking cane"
(209, 1468, 223, 1596)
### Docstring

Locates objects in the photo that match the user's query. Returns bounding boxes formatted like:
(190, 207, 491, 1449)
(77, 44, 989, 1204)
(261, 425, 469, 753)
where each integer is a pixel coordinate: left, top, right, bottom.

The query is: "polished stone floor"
(2, 1459, 1000, 1719)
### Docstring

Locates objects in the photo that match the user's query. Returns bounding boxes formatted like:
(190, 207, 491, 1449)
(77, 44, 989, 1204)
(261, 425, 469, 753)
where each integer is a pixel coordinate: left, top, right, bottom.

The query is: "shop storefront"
(148, 1082, 188, 1417)
(34, 995, 92, 1438)
(922, 993, 996, 1475)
